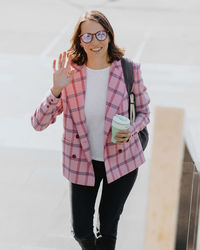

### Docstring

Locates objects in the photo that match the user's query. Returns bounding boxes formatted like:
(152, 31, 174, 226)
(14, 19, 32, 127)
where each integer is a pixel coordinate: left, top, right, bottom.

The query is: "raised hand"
(51, 52, 75, 97)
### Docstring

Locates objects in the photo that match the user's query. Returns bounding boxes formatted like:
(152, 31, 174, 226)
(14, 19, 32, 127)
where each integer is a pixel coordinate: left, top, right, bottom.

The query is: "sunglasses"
(79, 30, 108, 43)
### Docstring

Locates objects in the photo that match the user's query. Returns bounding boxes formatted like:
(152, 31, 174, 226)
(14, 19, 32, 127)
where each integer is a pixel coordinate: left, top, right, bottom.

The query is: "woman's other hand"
(51, 52, 75, 97)
(114, 129, 131, 144)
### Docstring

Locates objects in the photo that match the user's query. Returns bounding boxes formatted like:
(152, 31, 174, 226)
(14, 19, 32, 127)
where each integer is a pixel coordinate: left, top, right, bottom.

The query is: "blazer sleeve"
(31, 89, 63, 131)
(130, 63, 150, 135)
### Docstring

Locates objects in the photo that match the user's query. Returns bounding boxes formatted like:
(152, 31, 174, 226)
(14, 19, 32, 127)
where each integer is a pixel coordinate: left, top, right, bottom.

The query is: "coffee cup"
(112, 114, 130, 143)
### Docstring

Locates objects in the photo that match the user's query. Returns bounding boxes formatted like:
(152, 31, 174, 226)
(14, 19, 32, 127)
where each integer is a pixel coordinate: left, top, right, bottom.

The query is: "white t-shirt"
(85, 66, 110, 161)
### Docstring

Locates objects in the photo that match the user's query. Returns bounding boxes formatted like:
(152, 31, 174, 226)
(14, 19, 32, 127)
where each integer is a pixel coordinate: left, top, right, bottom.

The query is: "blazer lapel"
(67, 64, 91, 162)
(104, 60, 126, 145)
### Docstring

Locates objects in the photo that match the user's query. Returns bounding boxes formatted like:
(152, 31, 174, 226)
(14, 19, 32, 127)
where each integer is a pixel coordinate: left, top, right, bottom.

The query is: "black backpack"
(121, 57, 149, 150)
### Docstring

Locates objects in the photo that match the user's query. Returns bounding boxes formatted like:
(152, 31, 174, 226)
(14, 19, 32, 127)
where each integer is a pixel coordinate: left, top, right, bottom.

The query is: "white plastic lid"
(112, 114, 130, 129)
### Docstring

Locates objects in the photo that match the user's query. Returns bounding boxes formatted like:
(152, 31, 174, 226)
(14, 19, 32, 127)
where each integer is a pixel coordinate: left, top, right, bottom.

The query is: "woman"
(31, 10, 150, 250)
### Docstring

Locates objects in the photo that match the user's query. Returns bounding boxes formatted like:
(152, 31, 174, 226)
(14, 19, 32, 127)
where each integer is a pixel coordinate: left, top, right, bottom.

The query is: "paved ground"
(0, 0, 200, 249)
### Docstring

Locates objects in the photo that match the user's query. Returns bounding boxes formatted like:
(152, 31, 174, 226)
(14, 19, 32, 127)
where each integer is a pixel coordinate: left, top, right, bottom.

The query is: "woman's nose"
(91, 35, 99, 44)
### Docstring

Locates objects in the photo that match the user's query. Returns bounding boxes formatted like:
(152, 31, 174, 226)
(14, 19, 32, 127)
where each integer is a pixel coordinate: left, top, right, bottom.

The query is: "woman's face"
(80, 20, 110, 63)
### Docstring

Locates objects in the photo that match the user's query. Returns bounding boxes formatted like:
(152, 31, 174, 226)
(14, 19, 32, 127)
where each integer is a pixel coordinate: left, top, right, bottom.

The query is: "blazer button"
(76, 134, 79, 139)
(47, 105, 49, 108)
(72, 154, 76, 159)
(118, 149, 122, 153)
(51, 99, 54, 102)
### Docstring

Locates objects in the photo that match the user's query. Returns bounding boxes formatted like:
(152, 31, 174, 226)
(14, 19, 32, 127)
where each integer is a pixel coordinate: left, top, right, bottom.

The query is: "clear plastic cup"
(112, 114, 130, 143)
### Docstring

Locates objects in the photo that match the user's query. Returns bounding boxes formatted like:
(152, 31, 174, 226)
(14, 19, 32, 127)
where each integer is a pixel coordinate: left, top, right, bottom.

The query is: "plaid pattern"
(31, 59, 150, 186)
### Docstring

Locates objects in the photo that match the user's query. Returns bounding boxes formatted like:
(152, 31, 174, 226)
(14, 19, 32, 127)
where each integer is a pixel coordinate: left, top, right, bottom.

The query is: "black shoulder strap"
(121, 57, 134, 95)
(121, 57, 149, 150)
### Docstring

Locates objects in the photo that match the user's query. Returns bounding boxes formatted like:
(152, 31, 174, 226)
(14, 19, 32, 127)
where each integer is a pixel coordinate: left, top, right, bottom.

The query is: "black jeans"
(70, 160, 138, 241)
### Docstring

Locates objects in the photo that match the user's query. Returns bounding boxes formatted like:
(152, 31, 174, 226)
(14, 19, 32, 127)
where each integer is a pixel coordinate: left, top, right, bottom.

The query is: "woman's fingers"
(53, 59, 56, 72)
(116, 130, 130, 138)
(58, 53, 62, 70)
(61, 51, 67, 68)
(66, 54, 72, 76)
(114, 130, 131, 143)
(53, 52, 66, 72)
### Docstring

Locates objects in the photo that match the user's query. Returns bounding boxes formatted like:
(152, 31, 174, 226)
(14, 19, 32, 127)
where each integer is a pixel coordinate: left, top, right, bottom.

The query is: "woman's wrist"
(51, 87, 62, 98)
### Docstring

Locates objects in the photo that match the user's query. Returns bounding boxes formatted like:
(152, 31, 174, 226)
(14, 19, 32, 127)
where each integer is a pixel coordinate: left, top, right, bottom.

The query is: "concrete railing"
(144, 106, 200, 250)
(175, 145, 200, 250)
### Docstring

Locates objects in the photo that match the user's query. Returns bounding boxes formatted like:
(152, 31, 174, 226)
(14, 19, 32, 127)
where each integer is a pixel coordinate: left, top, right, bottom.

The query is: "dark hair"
(67, 10, 125, 65)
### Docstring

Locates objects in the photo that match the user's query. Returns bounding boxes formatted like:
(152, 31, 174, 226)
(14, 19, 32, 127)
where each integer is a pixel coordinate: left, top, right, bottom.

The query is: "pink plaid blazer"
(31, 59, 150, 186)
